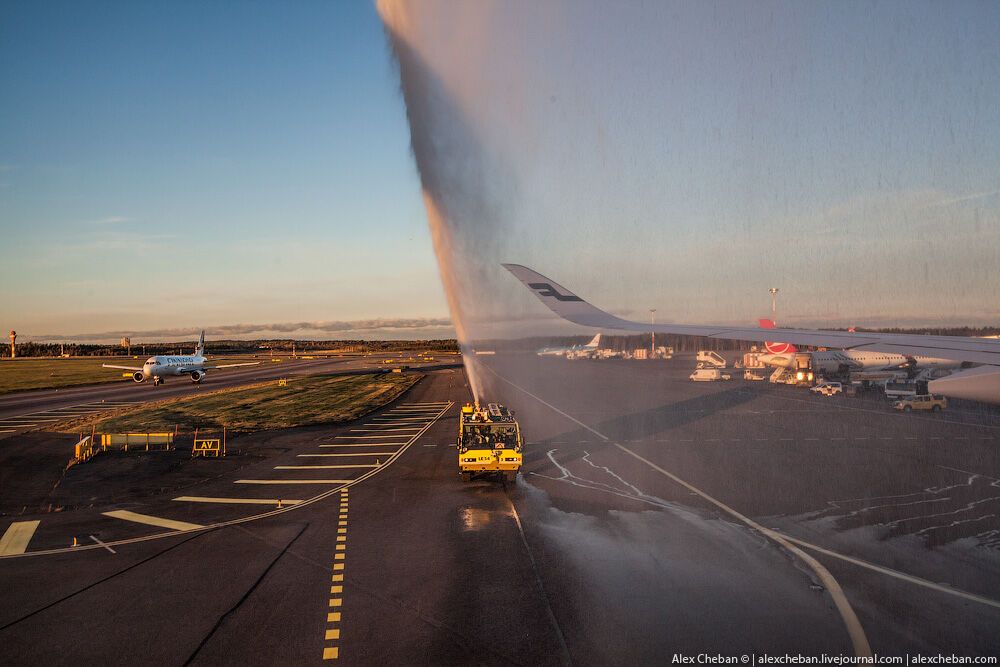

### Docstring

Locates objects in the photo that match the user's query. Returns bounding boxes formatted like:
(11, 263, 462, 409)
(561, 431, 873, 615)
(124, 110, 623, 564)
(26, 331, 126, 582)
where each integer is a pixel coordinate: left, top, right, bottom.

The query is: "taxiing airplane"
(755, 319, 965, 375)
(503, 264, 1000, 405)
(103, 331, 259, 386)
(536, 333, 602, 357)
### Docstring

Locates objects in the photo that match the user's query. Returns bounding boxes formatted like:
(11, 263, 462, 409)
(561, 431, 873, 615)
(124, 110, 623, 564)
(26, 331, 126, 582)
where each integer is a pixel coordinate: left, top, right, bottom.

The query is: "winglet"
(501, 264, 628, 329)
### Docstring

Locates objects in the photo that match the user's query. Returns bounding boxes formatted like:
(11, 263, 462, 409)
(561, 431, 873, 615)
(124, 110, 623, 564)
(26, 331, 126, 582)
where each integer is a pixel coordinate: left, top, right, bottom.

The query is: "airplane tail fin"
(759, 318, 797, 354)
(587, 333, 602, 348)
(196, 330, 205, 356)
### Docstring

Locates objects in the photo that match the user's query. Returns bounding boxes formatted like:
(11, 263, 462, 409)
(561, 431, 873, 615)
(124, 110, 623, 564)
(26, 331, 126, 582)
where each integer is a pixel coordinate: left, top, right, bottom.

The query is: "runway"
(1, 356, 999, 664)
(0, 353, 461, 435)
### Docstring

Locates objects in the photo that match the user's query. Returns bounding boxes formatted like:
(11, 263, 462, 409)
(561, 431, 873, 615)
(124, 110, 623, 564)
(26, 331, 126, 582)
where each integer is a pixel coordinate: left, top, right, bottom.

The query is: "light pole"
(768, 288, 779, 321)
(649, 309, 656, 358)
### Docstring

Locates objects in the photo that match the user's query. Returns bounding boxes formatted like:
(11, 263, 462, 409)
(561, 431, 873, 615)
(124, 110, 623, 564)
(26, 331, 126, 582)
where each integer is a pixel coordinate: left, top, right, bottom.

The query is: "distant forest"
(5, 326, 999, 358)
(4, 339, 460, 358)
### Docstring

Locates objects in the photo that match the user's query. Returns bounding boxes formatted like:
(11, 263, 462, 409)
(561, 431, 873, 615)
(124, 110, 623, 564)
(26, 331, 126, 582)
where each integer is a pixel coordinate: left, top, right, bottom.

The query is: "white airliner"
(755, 319, 965, 375)
(103, 331, 259, 386)
(503, 264, 1000, 405)
(537, 333, 602, 357)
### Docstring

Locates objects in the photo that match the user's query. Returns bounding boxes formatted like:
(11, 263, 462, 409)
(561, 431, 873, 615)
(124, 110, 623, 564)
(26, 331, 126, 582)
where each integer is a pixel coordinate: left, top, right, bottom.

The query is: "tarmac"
(1, 353, 998, 664)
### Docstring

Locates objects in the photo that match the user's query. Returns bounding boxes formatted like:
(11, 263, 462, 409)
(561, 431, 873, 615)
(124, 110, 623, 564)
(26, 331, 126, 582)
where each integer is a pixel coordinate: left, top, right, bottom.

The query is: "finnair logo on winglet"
(528, 283, 583, 302)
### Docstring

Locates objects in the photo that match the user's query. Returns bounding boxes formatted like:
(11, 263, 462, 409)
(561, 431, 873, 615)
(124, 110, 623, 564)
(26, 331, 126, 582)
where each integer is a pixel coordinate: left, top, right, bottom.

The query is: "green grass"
(70, 372, 421, 433)
(0, 357, 136, 394)
(0, 354, 261, 394)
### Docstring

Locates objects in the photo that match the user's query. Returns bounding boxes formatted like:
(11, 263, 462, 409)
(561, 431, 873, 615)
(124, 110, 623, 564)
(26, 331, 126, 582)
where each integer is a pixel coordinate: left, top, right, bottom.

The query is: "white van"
(690, 368, 732, 382)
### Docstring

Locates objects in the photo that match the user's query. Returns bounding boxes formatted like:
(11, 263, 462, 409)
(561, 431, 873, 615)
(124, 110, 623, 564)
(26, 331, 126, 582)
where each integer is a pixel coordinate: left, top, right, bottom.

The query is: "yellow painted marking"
(336, 536, 346, 542)
(103, 510, 202, 531)
(319, 443, 401, 448)
(329, 598, 343, 607)
(172, 496, 301, 505)
(336, 543, 346, 551)
(234, 479, 352, 484)
(332, 574, 344, 582)
(338, 520, 347, 526)
(323, 646, 339, 660)
(327, 612, 341, 622)
(330, 585, 343, 593)
(325, 629, 341, 640)
(335, 553, 345, 560)
(0, 520, 41, 555)
(334, 563, 344, 570)
(335, 435, 410, 439)
(337, 528, 347, 534)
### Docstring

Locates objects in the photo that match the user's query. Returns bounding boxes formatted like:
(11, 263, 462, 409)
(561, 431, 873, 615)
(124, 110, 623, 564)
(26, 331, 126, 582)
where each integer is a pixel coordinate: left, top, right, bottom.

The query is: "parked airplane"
(102, 331, 259, 386)
(536, 333, 602, 358)
(756, 319, 965, 375)
(503, 264, 1000, 405)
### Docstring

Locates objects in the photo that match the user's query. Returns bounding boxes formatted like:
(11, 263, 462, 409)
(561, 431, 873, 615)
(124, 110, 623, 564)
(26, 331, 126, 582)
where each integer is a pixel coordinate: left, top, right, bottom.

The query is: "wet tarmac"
(1, 357, 998, 664)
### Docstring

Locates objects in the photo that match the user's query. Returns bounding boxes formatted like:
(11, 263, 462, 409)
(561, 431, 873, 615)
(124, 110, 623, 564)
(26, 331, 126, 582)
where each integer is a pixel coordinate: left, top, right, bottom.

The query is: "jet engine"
(929, 366, 1000, 405)
(132, 371, 145, 383)
(190, 370, 206, 383)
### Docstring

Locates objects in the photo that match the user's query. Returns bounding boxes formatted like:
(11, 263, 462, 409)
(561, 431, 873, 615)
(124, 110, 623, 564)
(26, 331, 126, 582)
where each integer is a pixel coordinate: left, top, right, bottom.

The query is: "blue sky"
(381, 0, 1000, 338)
(3, 1, 999, 343)
(0, 1, 448, 341)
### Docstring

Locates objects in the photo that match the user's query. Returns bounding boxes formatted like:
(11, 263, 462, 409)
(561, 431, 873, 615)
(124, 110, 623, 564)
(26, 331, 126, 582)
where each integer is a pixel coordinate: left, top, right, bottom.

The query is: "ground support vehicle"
(894, 395, 947, 412)
(458, 402, 523, 482)
(690, 368, 732, 382)
(811, 382, 843, 396)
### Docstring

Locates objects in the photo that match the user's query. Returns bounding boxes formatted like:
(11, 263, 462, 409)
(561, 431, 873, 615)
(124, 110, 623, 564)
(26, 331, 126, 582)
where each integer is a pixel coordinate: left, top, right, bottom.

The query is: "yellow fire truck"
(458, 402, 523, 482)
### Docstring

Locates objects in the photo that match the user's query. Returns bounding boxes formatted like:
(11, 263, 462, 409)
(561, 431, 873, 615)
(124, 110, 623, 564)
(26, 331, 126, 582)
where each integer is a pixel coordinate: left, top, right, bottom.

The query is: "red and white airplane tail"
(759, 319, 798, 355)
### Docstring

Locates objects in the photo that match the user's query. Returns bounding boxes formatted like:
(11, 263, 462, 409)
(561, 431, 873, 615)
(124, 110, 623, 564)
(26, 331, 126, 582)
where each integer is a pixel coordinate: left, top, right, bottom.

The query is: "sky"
(3, 1, 999, 344)
(380, 0, 1000, 342)
(0, 1, 449, 342)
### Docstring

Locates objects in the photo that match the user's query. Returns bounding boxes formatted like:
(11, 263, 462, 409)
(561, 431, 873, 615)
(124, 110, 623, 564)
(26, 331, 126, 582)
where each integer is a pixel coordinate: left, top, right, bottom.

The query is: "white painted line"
(234, 479, 353, 485)
(486, 365, 873, 658)
(0, 430, 17, 434)
(335, 435, 411, 439)
(0, 520, 40, 555)
(103, 510, 203, 531)
(0, 401, 453, 560)
(89, 535, 116, 554)
(350, 427, 422, 432)
(422, 444, 438, 447)
(370, 419, 432, 424)
(319, 443, 402, 448)
(173, 496, 302, 505)
(298, 452, 391, 457)
(275, 464, 378, 470)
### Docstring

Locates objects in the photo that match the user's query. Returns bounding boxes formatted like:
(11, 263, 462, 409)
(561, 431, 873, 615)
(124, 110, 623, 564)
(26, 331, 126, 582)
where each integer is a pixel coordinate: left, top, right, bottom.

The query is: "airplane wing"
(502, 264, 1000, 366)
(102, 364, 144, 372)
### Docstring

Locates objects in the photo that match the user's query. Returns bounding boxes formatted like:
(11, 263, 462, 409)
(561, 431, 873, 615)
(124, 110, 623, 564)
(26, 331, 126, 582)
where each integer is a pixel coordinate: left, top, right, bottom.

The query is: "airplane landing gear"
(153, 377, 163, 386)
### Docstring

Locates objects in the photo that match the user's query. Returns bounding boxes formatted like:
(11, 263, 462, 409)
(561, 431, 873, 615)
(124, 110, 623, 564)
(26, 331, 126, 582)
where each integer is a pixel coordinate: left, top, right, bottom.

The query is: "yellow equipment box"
(458, 402, 522, 482)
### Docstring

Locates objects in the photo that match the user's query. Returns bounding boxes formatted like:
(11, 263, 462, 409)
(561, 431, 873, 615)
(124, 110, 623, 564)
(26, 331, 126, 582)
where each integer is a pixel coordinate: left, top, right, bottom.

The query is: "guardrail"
(73, 436, 96, 464)
(99, 432, 174, 453)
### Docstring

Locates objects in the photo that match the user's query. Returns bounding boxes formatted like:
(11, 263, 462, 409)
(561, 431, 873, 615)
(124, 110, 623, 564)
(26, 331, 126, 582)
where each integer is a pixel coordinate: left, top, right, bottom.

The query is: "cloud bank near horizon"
(27, 317, 456, 343)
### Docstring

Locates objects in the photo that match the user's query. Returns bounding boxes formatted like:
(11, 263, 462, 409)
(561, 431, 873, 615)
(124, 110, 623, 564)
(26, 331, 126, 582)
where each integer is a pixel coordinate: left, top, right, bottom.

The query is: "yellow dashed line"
(323, 489, 349, 660)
